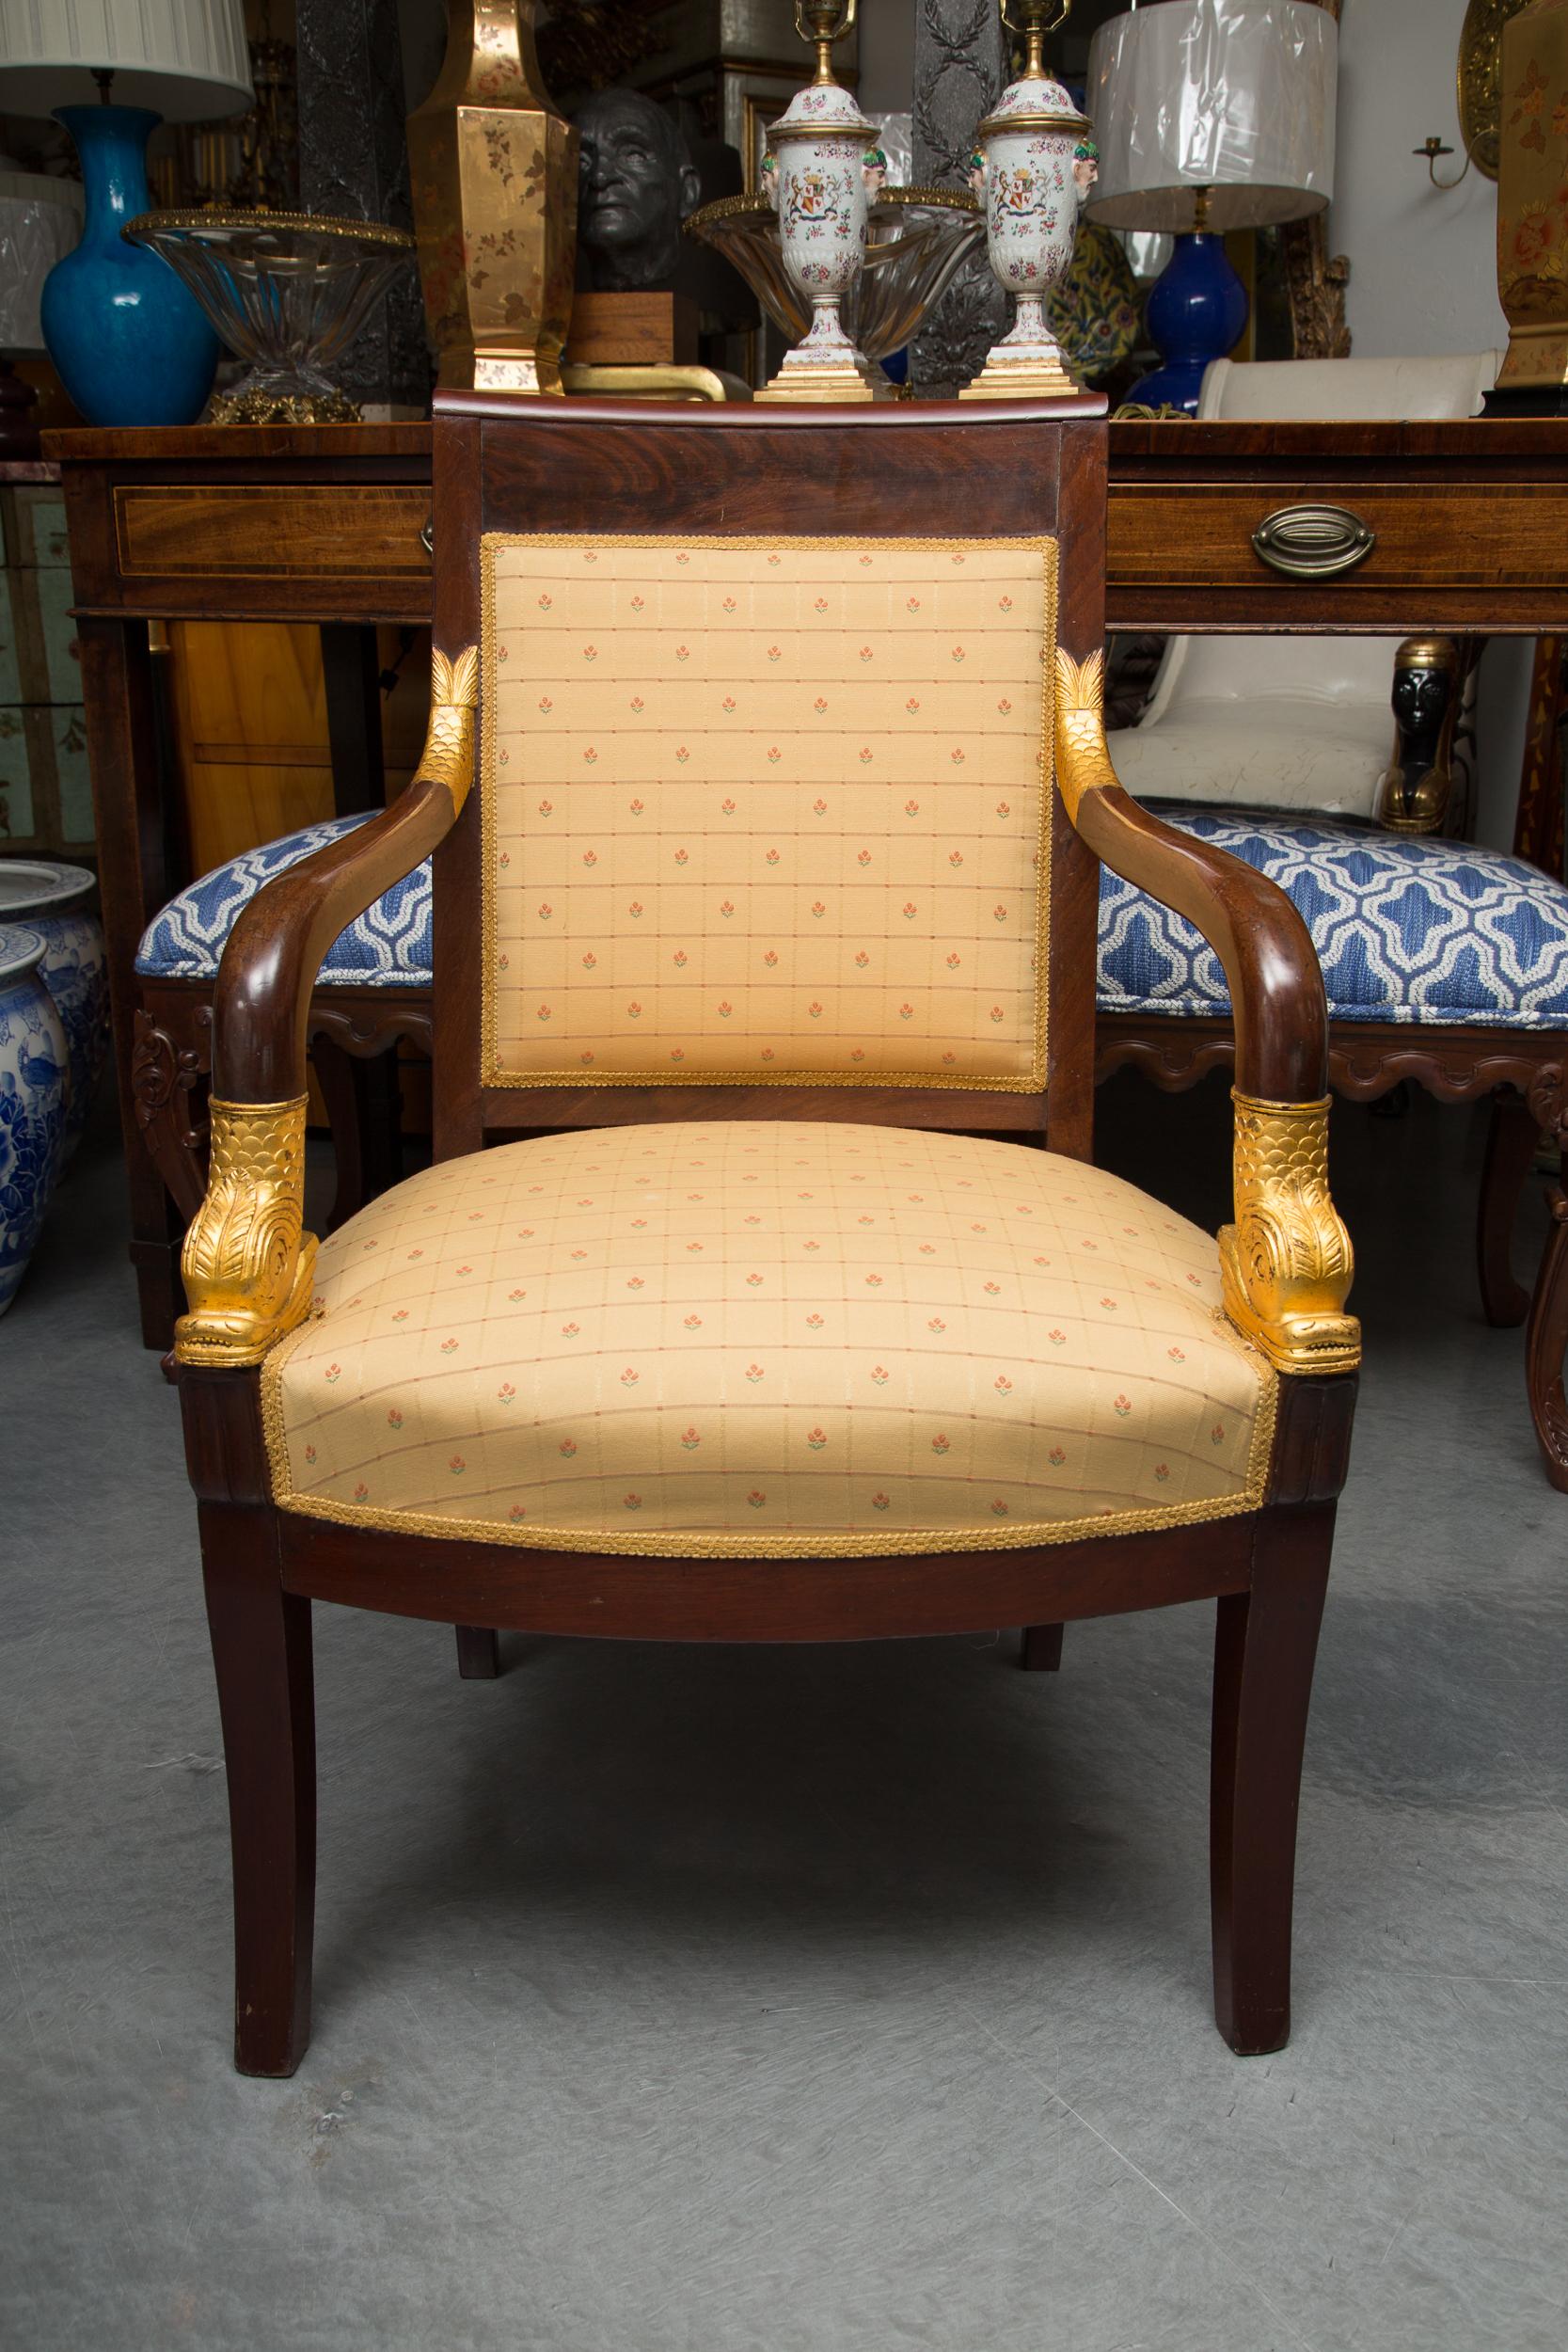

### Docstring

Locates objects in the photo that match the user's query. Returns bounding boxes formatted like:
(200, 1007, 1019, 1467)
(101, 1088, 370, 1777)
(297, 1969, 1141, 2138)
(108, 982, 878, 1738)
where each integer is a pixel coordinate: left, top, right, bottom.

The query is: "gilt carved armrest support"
(1055, 650, 1360, 1377)
(175, 646, 479, 1370)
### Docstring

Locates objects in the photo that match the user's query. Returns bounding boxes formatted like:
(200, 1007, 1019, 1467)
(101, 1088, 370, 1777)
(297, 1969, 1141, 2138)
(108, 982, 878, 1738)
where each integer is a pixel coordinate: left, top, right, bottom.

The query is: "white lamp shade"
(0, 170, 83, 351)
(0, 0, 252, 121)
(1085, 0, 1336, 234)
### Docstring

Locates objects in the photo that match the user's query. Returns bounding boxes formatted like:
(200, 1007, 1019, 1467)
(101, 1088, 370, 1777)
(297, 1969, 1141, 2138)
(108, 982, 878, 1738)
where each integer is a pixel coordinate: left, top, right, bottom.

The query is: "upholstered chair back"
(430, 398, 1105, 1164)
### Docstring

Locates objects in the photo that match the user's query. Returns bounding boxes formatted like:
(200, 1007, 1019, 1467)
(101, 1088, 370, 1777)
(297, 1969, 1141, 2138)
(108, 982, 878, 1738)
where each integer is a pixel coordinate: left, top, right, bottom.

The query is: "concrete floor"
(3, 1076, 1565, 2352)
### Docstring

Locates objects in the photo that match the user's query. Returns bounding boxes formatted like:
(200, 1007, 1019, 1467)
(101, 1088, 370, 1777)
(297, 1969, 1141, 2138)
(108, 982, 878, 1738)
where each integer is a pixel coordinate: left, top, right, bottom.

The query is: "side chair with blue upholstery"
(173, 392, 1363, 2074)
(1097, 352, 1568, 1488)
(133, 818, 435, 1294)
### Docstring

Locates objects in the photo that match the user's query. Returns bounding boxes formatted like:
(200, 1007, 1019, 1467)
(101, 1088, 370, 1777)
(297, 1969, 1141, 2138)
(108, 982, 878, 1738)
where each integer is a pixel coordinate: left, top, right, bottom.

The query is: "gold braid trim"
(1053, 647, 1118, 819)
(174, 1097, 319, 1369)
(260, 1297, 1278, 1554)
(1219, 1091, 1361, 1376)
(420, 644, 480, 813)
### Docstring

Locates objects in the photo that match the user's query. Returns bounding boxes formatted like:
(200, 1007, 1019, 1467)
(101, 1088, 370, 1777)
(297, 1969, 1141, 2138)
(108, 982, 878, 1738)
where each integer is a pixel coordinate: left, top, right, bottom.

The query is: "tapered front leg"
(1211, 1502, 1334, 2056)
(199, 1502, 316, 2076)
(1019, 1623, 1064, 1671)
(1478, 1088, 1539, 1328)
(1526, 1184, 1568, 1492)
(455, 1626, 502, 1679)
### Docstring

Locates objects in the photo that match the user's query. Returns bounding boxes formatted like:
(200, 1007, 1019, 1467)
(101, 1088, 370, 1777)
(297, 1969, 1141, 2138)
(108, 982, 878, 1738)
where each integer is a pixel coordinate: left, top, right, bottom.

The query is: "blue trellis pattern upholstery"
(137, 806, 1568, 1033)
(135, 815, 431, 988)
(1100, 810, 1568, 1029)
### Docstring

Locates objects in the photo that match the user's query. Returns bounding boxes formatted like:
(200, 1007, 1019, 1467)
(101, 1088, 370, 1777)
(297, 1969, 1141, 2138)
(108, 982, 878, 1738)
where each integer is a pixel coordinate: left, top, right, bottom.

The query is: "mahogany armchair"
(175, 395, 1360, 2076)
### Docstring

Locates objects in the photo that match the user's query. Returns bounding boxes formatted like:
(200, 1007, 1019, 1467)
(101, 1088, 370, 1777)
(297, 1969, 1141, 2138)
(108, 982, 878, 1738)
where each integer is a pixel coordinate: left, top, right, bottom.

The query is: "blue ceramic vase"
(1128, 230, 1250, 415)
(41, 105, 220, 429)
(0, 924, 69, 1317)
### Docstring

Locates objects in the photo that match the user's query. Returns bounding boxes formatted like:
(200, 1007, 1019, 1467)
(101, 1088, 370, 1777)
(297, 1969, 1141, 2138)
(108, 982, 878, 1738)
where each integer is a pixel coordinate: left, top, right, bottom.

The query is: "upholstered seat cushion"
(135, 815, 430, 985)
(1100, 809, 1568, 1028)
(262, 1121, 1275, 1558)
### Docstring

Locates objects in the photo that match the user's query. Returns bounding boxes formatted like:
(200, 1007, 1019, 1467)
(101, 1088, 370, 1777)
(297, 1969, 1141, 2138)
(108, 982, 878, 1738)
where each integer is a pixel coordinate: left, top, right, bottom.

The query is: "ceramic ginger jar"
(0, 861, 108, 1159)
(0, 923, 69, 1316)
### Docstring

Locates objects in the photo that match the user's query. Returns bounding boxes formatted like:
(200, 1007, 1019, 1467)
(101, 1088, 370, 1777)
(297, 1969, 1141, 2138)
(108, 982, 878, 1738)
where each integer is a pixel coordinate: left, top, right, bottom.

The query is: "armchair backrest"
(429, 395, 1107, 1165)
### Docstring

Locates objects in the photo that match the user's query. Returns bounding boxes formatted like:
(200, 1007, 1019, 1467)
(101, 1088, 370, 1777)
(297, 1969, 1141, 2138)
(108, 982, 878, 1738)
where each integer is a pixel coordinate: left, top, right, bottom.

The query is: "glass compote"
(687, 185, 983, 392)
(123, 209, 416, 422)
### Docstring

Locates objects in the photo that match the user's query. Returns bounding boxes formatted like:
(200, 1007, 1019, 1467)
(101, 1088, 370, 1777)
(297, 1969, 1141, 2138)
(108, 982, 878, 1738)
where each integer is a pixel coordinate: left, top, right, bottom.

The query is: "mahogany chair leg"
(359, 1047, 404, 1202)
(1210, 1502, 1334, 2057)
(312, 1038, 368, 1233)
(128, 1006, 207, 1349)
(1478, 1087, 1540, 1328)
(200, 1502, 316, 2077)
(1019, 1622, 1064, 1671)
(314, 1040, 404, 1233)
(454, 1625, 502, 1678)
(1526, 1184, 1568, 1493)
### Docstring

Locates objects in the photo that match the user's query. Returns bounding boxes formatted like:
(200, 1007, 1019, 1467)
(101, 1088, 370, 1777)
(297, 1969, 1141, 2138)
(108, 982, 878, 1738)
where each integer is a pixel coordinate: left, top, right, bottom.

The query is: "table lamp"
(0, 0, 253, 427)
(0, 167, 82, 456)
(1085, 0, 1336, 411)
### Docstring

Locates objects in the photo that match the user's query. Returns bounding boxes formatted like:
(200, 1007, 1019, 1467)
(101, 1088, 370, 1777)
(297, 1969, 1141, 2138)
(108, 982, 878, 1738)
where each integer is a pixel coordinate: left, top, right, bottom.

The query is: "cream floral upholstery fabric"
(263, 1123, 1275, 1558)
(482, 537, 1055, 1089)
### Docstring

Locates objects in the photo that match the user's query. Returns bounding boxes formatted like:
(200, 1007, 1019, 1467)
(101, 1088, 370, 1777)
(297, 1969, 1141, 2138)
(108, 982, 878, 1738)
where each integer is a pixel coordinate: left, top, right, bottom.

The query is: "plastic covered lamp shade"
(0, 173, 83, 353)
(1085, 0, 1336, 235)
(0, 0, 252, 120)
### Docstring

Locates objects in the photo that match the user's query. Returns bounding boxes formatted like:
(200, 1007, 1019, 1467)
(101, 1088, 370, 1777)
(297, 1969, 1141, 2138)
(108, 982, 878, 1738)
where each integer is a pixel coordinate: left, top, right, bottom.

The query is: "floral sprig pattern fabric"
(481, 537, 1055, 1088)
(263, 1121, 1275, 1557)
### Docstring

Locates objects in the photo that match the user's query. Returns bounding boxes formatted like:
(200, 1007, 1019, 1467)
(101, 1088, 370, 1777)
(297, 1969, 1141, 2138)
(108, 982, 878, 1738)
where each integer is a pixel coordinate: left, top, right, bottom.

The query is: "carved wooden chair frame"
(170, 396, 1360, 2076)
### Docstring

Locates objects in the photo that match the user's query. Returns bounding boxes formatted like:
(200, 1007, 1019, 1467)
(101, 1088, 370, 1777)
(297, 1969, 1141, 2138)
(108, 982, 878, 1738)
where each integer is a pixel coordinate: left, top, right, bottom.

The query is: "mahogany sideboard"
(41, 415, 1568, 1341)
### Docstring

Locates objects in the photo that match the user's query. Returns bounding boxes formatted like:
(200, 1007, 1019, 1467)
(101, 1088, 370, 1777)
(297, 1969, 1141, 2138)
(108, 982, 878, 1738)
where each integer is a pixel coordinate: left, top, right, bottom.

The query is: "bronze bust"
(575, 88, 703, 293)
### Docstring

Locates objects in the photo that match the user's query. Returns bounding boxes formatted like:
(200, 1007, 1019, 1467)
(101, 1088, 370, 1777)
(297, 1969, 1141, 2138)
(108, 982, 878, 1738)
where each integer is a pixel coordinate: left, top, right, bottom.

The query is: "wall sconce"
(1414, 134, 1472, 191)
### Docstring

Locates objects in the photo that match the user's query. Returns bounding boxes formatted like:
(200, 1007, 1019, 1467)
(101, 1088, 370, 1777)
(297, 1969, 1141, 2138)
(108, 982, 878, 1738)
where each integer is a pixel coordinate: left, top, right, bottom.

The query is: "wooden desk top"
(45, 414, 1568, 466)
(43, 415, 1568, 635)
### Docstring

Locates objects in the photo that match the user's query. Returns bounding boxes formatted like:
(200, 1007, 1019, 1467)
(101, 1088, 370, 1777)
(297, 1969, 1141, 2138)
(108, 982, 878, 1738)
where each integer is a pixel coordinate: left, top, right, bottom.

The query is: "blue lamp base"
(41, 104, 219, 430)
(1127, 230, 1249, 414)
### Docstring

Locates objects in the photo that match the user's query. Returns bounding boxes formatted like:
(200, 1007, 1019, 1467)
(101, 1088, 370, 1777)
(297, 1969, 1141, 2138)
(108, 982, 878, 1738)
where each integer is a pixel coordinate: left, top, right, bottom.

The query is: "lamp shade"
(0, 0, 252, 120)
(0, 169, 83, 352)
(1085, 0, 1336, 234)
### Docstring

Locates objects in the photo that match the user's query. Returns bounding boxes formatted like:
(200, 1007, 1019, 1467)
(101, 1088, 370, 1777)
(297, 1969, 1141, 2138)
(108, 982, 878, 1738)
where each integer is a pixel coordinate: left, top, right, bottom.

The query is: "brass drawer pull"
(1252, 503, 1376, 580)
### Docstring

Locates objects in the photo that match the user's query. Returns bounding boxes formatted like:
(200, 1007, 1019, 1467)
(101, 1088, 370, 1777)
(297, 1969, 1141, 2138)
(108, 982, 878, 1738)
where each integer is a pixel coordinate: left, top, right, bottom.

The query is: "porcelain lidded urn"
(959, 0, 1098, 402)
(756, 0, 884, 404)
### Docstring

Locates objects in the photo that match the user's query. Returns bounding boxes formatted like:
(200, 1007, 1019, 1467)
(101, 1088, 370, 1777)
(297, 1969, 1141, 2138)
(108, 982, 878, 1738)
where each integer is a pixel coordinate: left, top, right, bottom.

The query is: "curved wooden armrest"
(1055, 650, 1359, 1377)
(175, 646, 478, 1370)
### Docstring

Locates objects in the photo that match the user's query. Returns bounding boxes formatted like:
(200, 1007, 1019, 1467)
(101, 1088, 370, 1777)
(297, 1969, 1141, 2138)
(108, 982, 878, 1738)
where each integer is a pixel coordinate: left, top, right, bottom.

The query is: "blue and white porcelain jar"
(0, 862, 108, 1159)
(0, 923, 69, 1316)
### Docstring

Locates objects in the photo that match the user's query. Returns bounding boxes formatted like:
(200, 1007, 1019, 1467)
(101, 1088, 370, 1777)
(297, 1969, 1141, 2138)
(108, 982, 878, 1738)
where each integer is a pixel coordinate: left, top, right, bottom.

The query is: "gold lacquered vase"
(407, 0, 578, 396)
(1493, 0, 1568, 404)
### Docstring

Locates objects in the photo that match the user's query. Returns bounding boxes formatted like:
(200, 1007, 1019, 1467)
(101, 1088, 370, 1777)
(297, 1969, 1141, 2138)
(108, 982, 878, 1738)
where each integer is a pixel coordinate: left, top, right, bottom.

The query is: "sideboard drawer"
(1107, 478, 1568, 632)
(116, 484, 433, 579)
